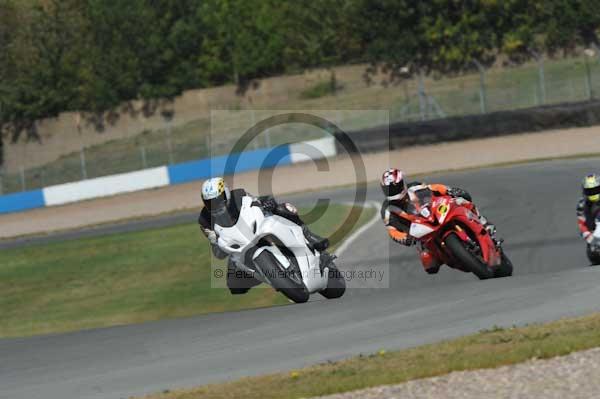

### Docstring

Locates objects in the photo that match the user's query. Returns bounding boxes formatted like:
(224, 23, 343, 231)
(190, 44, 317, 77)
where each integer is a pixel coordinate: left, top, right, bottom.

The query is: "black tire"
(229, 287, 251, 295)
(444, 233, 494, 280)
(494, 251, 514, 278)
(587, 245, 600, 266)
(227, 259, 262, 295)
(319, 263, 346, 299)
(253, 251, 309, 303)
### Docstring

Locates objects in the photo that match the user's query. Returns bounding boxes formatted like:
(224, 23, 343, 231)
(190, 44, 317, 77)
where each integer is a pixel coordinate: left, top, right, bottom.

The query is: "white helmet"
(201, 177, 230, 211)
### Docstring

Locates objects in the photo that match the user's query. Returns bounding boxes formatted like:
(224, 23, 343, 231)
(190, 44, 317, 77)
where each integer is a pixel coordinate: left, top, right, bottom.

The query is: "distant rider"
(379, 168, 498, 274)
(577, 173, 600, 245)
(198, 177, 328, 294)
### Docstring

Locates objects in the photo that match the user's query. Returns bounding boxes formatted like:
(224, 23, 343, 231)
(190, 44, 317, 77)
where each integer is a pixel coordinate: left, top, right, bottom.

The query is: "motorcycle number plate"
(437, 204, 448, 216)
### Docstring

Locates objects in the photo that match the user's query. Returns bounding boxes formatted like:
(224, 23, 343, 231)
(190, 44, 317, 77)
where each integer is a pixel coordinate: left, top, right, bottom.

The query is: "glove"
(448, 187, 472, 202)
(394, 236, 416, 246)
(206, 230, 218, 245)
(585, 233, 594, 244)
(201, 226, 218, 245)
(260, 196, 278, 212)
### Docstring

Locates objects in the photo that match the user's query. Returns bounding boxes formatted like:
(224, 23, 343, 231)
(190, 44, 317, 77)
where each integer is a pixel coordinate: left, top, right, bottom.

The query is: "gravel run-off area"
(318, 347, 600, 399)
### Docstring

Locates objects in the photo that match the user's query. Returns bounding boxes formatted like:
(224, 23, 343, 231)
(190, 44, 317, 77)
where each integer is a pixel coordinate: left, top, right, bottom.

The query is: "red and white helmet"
(381, 168, 407, 200)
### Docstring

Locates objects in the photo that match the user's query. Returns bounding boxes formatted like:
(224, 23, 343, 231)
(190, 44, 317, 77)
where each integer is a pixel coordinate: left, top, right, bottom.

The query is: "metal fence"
(2, 53, 600, 195)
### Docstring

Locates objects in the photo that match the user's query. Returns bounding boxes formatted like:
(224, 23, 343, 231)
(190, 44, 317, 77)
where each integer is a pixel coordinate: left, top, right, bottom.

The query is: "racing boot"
(303, 225, 329, 252)
(319, 252, 337, 276)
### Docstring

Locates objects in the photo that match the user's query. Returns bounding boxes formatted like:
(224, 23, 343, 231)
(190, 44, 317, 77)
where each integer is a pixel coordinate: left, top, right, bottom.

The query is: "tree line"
(0, 0, 599, 140)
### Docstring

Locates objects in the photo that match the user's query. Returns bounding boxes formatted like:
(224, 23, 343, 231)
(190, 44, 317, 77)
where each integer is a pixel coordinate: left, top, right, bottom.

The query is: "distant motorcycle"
(214, 196, 345, 303)
(395, 186, 513, 279)
(586, 221, 600, 266)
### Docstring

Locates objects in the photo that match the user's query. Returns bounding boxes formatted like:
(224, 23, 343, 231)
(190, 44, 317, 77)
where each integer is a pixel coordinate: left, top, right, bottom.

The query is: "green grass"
(0, 204, 374, 338)
(5, 55, 600, 194)
(140, 312, 600, 399)
(299, 79, 342, 99)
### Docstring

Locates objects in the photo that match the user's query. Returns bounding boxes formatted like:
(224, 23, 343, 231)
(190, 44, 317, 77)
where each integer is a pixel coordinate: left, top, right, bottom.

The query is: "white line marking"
(334, 201, 381, 257)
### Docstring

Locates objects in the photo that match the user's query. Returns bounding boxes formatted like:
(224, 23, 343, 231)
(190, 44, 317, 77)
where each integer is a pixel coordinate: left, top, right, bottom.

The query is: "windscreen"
(405, 188, 433, 216)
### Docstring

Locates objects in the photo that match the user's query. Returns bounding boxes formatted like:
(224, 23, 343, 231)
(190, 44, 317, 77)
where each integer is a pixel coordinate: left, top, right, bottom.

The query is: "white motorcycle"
(587, 219, 600, 266)
(214, 196, 346, 303)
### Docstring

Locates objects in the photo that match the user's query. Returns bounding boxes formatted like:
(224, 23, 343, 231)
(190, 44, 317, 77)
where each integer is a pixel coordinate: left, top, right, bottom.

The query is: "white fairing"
(409, 222, 435, 238)
(214, 196, 328, 293)
(594, 225, 600, 239)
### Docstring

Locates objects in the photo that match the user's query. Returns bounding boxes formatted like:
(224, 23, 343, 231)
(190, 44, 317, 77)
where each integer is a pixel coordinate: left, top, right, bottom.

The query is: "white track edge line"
(334, 201, 381, 257)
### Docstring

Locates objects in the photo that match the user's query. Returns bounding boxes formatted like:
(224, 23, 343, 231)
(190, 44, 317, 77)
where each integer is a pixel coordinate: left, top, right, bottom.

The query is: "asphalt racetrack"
(2, 158, 600, 399)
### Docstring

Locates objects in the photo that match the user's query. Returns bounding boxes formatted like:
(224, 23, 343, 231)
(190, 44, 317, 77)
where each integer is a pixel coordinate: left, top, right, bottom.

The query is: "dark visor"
(205, 192, 226, 211)
(382, 179, 405, 197)
(584, 185, 600, 197)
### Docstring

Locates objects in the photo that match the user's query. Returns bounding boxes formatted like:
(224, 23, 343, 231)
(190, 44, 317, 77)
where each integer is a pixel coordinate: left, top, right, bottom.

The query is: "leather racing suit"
(381, 182, 475, 246)
(198, 188, 328, 294)
(577, 198, 600, 244)
(381, 182, 494, 274)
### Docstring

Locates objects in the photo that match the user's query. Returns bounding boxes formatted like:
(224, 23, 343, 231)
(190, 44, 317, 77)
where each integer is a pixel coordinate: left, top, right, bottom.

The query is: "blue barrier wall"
(0, 144, 300, 214)
(0, 190, 46, 214)
(168, 145, 292, 185)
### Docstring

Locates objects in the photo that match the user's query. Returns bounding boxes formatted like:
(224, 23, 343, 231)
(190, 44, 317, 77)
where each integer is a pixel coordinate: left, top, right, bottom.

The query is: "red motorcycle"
(395, 186, 513, 279)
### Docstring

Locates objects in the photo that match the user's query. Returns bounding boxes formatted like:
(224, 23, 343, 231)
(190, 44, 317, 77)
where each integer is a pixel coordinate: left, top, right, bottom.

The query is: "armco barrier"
(0, 138, 335, 214)
(336, 99, 600, 154)
(43, 167, 170, 207)
(0, 190, 46, 214)
(7, 97, 600, 215)
(167, 145, 292, 185)
(288, 137, 336, 164)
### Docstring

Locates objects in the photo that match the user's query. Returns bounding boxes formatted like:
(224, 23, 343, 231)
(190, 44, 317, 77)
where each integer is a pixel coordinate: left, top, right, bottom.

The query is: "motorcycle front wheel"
(253, 250, 310, 303)
(587, 245, 600, 266)
(494, 251, 514, 277)
(444, 233, 494, 280)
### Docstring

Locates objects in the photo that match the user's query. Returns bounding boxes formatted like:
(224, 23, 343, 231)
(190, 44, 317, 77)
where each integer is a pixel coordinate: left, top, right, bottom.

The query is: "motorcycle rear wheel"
(444, 233, 494, 280)
(253, 251, 310, 303)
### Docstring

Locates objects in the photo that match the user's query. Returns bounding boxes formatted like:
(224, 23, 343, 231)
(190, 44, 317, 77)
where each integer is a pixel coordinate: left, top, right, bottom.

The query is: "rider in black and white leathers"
(198, 177, 328, 294)
(577, 174, 600, 245)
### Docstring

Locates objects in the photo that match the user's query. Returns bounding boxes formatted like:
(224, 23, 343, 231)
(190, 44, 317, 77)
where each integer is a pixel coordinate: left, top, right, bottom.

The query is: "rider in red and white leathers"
(380, 168, 498, 273)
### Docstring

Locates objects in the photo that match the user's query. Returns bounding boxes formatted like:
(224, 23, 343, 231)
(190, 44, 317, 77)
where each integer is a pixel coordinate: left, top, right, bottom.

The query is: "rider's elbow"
(211, 244, 228, 259)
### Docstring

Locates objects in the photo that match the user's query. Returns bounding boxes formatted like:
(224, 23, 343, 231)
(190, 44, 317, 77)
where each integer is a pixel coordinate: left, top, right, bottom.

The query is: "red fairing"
(438, 201, 501, 267)
(390, 193, 502, 273)
(419, 250, 436, 270)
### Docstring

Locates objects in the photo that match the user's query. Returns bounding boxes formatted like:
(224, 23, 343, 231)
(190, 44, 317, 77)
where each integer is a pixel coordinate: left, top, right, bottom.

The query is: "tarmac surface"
(2, 158, 600, 399)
